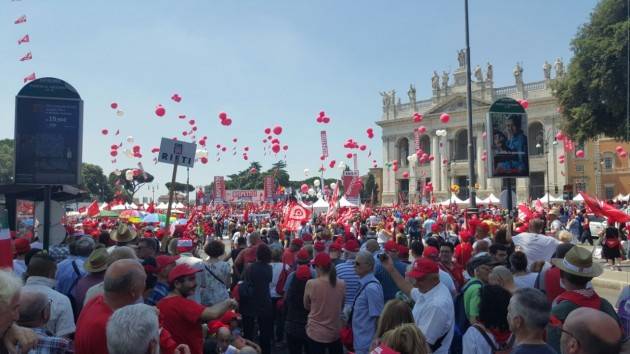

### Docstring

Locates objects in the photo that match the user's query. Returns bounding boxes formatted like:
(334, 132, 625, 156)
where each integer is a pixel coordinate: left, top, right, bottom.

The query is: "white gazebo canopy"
(155, 202, 169, 210)
(440, 194, 467, 206)
(312, 198, 329, 211)
(572, 194, 584, 202)
(99, 202, 108, 210)
(111, 204, 126, 211)
(339, 196, 359, 208)
(482, 193, 500, 204)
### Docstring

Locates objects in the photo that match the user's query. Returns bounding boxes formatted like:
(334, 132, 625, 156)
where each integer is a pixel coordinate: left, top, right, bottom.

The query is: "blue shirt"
(374, 254, 407, 302)
(55, 256, 87, 296)
(146, 281, 170, 306)
(352, 273, 384, 354)
(336, 259, 360, 308)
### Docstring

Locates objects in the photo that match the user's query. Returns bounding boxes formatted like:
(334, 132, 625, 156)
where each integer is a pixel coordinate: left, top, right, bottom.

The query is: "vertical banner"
(353, 153, 358, 170)
(342, 170, 361, 205)
(0, 208, 12, 269)
(414, 129, 420, 152)
(213, 176, 226, 202)
(486, 97, 529, 178)
(320, 131, 329, 157)
(263, 175, 275, 202)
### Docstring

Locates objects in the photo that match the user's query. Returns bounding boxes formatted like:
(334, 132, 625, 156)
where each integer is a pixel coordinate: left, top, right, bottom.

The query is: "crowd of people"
(1, 201, 629, 354)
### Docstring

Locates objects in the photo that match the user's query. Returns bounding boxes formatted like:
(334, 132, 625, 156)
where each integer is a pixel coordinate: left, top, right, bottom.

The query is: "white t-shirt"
(512, 232, 559, 266)
(463, 325, 497, 354)
(513, 273, 538, 289)
(439, 269, 457, 297)
(410, 283, 454, 354)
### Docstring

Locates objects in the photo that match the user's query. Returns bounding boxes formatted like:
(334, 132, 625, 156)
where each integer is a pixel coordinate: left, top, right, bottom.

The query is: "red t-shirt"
(157, 296, 206, 354)
(75, 294, 113, 354)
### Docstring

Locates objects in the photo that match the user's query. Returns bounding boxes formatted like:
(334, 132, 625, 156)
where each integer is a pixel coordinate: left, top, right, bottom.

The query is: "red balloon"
(273, 126, 283, 135)
(319, 111, 325, 117)
(322, 117, 330, 124)
(151, 148, 160, 153)
(413, 113, 423, 123)
(316, 117, 323, 123)
(271, 138, 280, 145)
(576, 150, 585, 158)
(418, 126, 427, 134)
(101, 129, 108, 135)
(179, 115, 186, 119)
(200, 157, 208, 164)
(219, 112, 227, 120)
(188, 119, 196, 125)
(320, 155, 326, 160)
(329, 160, 336, 168)
(110, 150, 118, 157)
(272, 144, 281, 153)
(402, 171, 409, 178)
(300, 184, 309, 193)
(620, 151, 628, 158)
(282, 145, 288, 151)
(440, 113, 450, 124)
(393, 165, 399, 172)
(110, 102, 118, 109)
(233, 138, 238, 143)
(110, 144, 119, 150)
(616, 146, 624, 153)
(244, 147, 249, 151)
(192, 126, 197, 131)
(366, 128, 373, 134)
(132, 145, 141, 152)
(520, 100, 529, 109)
(346, 153, 353, 159)
(224, 119, 232, 126)
(264, 128, 271, 134)
(183, 131, 189, 136)
(155, 105, 166, 117)
(359, 145, 367, 151)
(222, 147, 227, 152)
(243, 155, 249, 161)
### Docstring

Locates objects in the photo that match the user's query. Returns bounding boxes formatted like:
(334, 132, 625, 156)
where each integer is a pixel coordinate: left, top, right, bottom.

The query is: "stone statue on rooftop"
(514, 63, 524, 86)
(408, 84, 416, 104)
(431, 71, 440, 91)
(486, 62, 493, 82)
(554, 58, 564, 78)
(543, 60, 552, 80)
(474, 65, 483, 82)
(441, 71, 449, 91)
(457, 49, 466, 67)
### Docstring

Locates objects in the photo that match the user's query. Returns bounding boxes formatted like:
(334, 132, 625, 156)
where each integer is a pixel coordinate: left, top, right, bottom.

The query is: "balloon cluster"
(517, 99, 529, 109)
(218, 112, 233, 126)
(413, 112, 423, 123)
(315, 111, 331, 124)
(366, 128, 374, 139)
(171, 93, 182, 103)
(616, 146, 628, 158)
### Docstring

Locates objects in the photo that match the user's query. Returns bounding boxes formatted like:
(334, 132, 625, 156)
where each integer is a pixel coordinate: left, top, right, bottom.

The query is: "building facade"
(376, 55, 571, 205)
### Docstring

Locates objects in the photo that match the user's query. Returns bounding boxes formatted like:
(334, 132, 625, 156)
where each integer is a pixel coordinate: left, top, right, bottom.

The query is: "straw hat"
(84, 248, 109, 273)
(110, 224, 138, 243)
(551, 246, 603, 278)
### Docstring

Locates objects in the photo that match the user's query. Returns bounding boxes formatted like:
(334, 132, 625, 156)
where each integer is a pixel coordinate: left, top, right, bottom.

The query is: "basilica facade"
(376, 55, 568, 205)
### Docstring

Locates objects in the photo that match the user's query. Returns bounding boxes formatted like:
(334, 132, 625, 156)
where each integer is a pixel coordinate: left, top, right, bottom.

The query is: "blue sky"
(1, 0, 598, 198)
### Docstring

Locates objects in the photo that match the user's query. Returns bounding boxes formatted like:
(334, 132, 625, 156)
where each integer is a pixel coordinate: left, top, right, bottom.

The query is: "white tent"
(339, 196, 359, 208)
(174, 202, 186, 209)
(573, 194, 584, 202)
(99, 202, 108, 211)
(439, 194, 467, 206)
(111, 204, 126, 211)
(462, 196, 484, 205)
(482, 193, 500, 204)
(128, 202, 138, 210)
(155, 202, 169, 210)
(539, 193, 564, 204)
(312, 198, 329, 212)
(613, 193, 630, 202)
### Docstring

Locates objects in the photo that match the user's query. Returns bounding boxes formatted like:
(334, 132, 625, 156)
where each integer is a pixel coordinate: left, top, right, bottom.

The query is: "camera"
(378, 253, 388, 261)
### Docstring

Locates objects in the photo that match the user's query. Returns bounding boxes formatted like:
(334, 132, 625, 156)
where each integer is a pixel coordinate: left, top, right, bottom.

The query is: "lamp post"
(464, 0, 477, 210)
(148, 184, 158, 203)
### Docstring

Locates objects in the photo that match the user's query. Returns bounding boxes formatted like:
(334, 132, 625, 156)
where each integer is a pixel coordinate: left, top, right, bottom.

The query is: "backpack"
(605, 237, 620, 249)
(471, 325, 514, 354)
(449, 279, 482, 354)
(67, 261, 83, 320)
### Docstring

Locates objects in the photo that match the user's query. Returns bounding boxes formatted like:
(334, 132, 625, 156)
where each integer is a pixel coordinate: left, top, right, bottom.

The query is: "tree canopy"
(165, 182, 195, 193)
(108, 168, 154, 202)
(0, 139, 14, 184)
(81, 163, 114, 201)
(553, 0, 629, 141)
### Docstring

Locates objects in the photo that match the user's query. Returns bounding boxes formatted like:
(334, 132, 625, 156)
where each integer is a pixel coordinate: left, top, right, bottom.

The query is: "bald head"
(562, 307, 622, 354)
(104, 259, 146, 309)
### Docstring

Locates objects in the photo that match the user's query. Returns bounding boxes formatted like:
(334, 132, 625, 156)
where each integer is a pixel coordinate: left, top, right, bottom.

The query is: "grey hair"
(511, 288, 550, 329)
(18, 290, 48, 324)
(74, 236, 96, 257)
(0, 269, 23, 307)
(107, 303, 159, 354)
(356, 251, 375, 271)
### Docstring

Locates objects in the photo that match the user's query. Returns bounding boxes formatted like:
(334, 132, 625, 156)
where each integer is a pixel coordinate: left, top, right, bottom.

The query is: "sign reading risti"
(158, 138, 196, 168)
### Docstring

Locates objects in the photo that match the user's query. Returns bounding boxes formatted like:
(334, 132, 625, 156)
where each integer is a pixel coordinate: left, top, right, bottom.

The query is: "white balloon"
(116, 110, 124, 117)
(330, 182, 337, 190)
(126, 136, 134, 143)
(313, 179, 321, 187)
(125, 170, 134, 181)
(196, 149, 208, 158)
(113, 169, 122, 176)
(304, 168, 310, 176)
(407, 154, 417, 163)
(124, 149, 134, 158)
(307, 188, 315, 196)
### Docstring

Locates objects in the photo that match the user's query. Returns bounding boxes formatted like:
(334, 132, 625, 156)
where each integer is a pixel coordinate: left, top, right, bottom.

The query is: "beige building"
(376, 55, 570, 205)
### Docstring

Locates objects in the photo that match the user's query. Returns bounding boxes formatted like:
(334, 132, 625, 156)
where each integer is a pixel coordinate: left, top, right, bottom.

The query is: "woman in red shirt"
(454, 230, 473, 268)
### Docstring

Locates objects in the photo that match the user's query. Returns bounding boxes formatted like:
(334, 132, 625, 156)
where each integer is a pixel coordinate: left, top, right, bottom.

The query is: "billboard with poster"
(486, 98, 529, 178)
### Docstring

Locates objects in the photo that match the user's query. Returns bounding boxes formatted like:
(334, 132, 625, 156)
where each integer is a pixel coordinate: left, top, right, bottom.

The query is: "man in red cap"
(145, 255, 179, 306)
(157, 263, 237, 354)
(313, 240, 326, 256)
(282, 238, 302, 270)
(329, 243, 343, 267)
(382, 256, 454, 354)
(454, 230, 473, 268)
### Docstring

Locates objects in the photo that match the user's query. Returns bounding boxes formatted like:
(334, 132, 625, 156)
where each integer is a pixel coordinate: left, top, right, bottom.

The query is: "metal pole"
(165, 161, 179, 230)
(546, 143, 550, 205)
(43, 186, 51, 250)
(186, 167, 190, 213)
(464, 0, 477, 210)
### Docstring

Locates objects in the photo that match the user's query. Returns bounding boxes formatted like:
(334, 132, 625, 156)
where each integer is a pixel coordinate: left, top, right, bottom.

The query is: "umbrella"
(142, 213, 160, 223)
(119, 210, 141, 218)
(98, 210, 120, 218)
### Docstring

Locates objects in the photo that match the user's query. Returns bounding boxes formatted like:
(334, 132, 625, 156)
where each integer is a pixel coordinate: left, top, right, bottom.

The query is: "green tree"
(361, 173, 378, 204)
(81, 163, 114, 201)
(0, 139, 14, 184)
(109, 168, 154, 202)
(165, 182, 195, 193)
(552, 0, 629, 141)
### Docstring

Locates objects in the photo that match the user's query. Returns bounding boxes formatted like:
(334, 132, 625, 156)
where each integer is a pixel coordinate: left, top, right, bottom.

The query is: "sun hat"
(110, 224, 138, 243)
(84, 248, 109, 273)
(551, 246, 603, 278)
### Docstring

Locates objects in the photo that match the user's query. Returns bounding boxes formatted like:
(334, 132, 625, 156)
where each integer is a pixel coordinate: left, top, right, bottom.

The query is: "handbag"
(275, 262, 290, 296)
(340, 280, 378, 351)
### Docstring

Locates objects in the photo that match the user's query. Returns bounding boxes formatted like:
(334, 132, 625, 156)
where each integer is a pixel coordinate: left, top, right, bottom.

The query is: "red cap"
(459, 230, 472, 242)
(156, 255, 179, 273)
(296, 265, 312, 281)
(156, 229, 166, 239)
(14, 238, 30, 255)
(431, 223, 441, 233)
(313, 253, 331, 268)
(168, 263, 201, 284)
(423, 246, 439, 259)
(314, 241, 326, 252)
(343, 239, 360, 252)
(302, 233, 313, 242)
(176, 238, 194, 253)
(384, 240, 398, 252)
(329, 243, 342, 252)
(398, 245, 409, 259)
(406, 258, 438, 279)
(296, 248, 310, 262)
(207, 320, 228, 335)
(292, 238, 304, 247)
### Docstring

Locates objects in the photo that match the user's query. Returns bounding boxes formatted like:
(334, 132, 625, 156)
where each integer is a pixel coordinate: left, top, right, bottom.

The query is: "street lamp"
(535, 137, 558, 205)
(148, 184, 158, 203)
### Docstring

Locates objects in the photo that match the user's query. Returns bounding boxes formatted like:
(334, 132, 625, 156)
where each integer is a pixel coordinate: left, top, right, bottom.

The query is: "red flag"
(87, 201, 100, 217)
(282, 202, 311, 231)
(14, 15, 26, 24)
(146, 202, 155, 213)
(17, 34, 29, 45)
(600, 202, 630, 224)
(326, 182, 340, 222)
(23, 72, 36, 83)
(19, 52, 32, 61)
(580, 192, 604, 215)
(534, 199, 544, 213)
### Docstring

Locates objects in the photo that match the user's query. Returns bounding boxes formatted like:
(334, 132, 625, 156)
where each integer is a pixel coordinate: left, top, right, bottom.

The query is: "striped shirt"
(336, 259, 360, 308)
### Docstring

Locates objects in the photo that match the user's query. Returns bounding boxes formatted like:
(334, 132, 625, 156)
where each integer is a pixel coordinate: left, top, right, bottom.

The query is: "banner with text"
(342, 170, 362, 205)
(225, 190, 265, 203)
(213, 176, 226, 202)
(264, 176, 275, 202)
(320, 131, 329, 158)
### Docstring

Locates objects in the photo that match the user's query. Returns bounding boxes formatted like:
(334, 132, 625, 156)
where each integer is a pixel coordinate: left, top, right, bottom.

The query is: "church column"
(476, 132, 487, 190)
(408, 135, 417, 204)
(431, 134, 441, 193)
(382, 136, 394, 204)
(440, 135, 448, 194)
